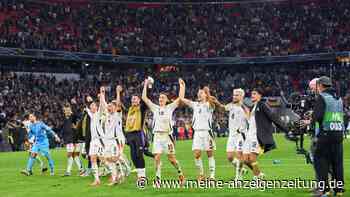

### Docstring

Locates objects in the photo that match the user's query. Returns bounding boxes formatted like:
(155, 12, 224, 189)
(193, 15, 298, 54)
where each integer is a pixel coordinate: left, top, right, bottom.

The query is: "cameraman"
(304, 76, 344, 197)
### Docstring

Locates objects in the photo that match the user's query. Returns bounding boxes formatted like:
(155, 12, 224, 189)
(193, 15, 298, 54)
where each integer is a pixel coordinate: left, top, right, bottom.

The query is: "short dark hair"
(23, 113, 30, 120)
(89, 101, 97, 107)
(29, 111, 41, 119)
(252, 87, 264, 96)
(86, 101, 93, 107)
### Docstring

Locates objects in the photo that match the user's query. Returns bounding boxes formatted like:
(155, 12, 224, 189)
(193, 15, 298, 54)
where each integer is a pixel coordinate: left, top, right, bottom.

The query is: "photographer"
(303, 76, 344, 197)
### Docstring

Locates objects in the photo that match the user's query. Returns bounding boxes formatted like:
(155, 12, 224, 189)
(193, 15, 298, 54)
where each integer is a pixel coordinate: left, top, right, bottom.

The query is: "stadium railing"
(0, 47, 349, 66)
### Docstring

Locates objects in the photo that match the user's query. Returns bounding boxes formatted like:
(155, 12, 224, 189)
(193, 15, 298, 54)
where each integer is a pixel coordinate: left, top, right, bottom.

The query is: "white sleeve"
(189, 101, 196, 109)
(167, 102, 178, 112)
(86, 108, 93, 118)
(148, 102, 159, 113)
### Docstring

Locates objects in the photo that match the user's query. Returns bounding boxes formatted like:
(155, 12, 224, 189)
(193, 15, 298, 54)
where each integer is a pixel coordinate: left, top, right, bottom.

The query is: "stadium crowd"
(0, 0, 349, 57)
(1, 63, 350, 151)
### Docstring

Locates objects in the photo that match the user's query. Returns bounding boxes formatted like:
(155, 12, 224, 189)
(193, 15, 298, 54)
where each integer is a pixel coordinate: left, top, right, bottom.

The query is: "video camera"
(244, 90, 316, 164)
(282, 91, 317, 164)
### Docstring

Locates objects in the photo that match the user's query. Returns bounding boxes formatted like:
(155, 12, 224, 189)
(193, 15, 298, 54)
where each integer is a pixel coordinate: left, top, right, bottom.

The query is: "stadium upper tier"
(0, 0, 349, 57)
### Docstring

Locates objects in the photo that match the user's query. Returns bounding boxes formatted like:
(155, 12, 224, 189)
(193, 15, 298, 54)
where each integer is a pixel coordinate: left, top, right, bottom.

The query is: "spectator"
(0, 0, 349, 57)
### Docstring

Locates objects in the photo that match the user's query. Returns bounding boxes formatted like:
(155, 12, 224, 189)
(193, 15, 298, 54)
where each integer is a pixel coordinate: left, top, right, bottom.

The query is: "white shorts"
(66, 143, 81, 153)
(226, 134, 244, 152)
(89, 139, 104, 157)
(242, 134, 260, 154)
(192, 131, 216, 151)
(152, 133, 175, 154)
(104, 140, 119, 158)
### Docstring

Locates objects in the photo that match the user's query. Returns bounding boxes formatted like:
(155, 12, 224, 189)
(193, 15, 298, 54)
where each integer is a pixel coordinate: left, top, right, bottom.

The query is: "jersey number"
(329, 122, 343, 131)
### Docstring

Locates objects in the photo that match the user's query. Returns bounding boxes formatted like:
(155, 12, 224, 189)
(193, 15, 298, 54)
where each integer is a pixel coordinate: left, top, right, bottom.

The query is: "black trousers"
(313, 135, 344, 193)
(126, 131, 146, 169)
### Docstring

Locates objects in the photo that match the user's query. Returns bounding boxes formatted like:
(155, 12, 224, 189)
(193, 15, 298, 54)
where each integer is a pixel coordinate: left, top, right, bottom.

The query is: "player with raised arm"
(142, 78, 186, 185)
(215, 88, 250, 180)
(86, 87, 106, 186)
(180, 83, 217, 181)
(21, 113, 60, 176)
(113, 86, 131, 179)
(100, 85, 125, 186)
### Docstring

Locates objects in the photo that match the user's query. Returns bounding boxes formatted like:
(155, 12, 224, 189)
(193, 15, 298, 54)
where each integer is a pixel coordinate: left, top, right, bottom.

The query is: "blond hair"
(233, 88, 245, 97)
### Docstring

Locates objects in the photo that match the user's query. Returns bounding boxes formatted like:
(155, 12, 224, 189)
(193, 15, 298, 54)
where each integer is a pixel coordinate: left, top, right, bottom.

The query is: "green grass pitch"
(0, 134, 349, 197)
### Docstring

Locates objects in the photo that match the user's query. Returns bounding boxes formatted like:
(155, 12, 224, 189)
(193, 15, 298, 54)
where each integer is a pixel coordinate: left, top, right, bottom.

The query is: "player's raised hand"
(86, 96, 93, 103)
(116, 85, 123, 93)
(144, 78, 149, 86)
(179, 78, 185, 86)
(100, 86, 106, 93)
(70, 98, 77, 104)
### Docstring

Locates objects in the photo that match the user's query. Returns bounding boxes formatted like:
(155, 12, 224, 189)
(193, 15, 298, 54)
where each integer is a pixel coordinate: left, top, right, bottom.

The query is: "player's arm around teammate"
(244, 88, 289, 180)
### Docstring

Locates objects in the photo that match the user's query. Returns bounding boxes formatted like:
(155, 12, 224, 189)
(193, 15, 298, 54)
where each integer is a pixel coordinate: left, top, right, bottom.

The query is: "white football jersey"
(23, 120, 31, 132)
(246, 104, 258, 138)
(225, 103, 248, 136)
(190, 101, 214, 131)
(104, 112, 123, 140)
(148, 102, 177, 134)
(87, 109, 105, 140)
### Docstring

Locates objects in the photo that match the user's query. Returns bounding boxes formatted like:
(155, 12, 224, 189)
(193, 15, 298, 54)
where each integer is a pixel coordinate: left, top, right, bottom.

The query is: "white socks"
(92, 163, 100, 182)
(107, 162, 117, 181)
(232, 158, 239, 166)
(66, 157, 74, 173)
(155, 163, 161, 179)
(234, 159, 242, 180)
(195, 158, 204, 176)
(137, 168, 146, 178)
(74, 156, 82, 171)
(208, 157, 215, 179)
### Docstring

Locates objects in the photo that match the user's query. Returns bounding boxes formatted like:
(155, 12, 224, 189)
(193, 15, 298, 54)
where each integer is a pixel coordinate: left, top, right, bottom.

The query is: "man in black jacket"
(243, 88, 289, 179)
(304, 76, 344, 197)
